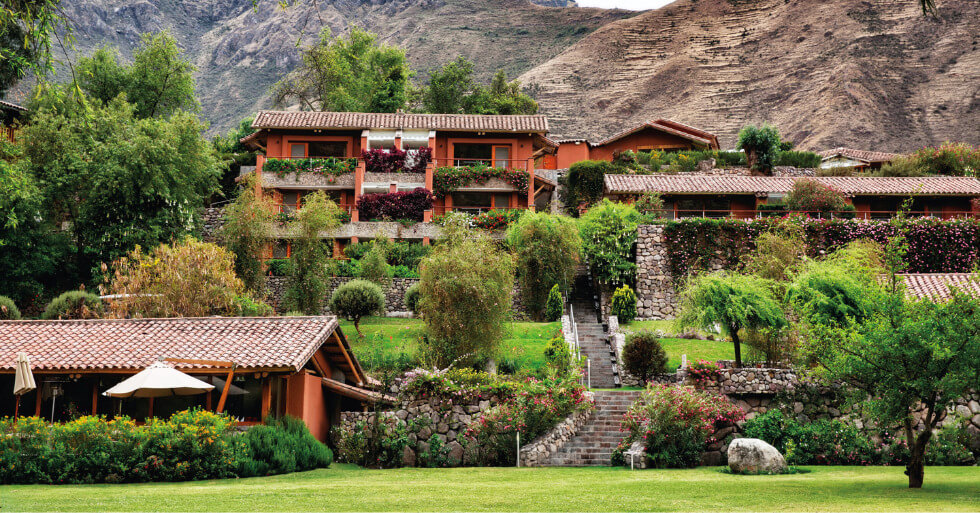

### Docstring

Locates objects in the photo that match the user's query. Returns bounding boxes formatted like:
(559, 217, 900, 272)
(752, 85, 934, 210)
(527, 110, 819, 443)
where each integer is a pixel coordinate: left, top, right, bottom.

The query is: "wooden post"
(91, 382, 98, 415)
(14, 395, 20, 418)
(526, 158, 535, 212)
(215, 365, 237, 414)
(261, 380, 272, 419)
(148, 397, 154, 419)
(255, 154, 266, 197)
(34, 388, 42, 417)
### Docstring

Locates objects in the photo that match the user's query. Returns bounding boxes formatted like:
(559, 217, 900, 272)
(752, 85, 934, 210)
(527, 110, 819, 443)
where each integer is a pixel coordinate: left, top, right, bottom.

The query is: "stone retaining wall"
(634, 224, 726, 320)
(519, 399, 595, 467)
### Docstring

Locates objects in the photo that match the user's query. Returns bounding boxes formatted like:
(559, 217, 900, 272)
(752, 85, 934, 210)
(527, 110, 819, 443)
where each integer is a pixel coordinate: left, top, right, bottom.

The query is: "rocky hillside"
(520, 0, 980, 151)
(53, 0, 629, 132)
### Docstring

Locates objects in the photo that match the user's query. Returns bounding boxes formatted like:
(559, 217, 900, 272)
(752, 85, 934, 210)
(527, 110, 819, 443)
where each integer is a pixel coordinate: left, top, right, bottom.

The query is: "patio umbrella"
(103, 361, 215, 398)
(13, 352, 36, 417)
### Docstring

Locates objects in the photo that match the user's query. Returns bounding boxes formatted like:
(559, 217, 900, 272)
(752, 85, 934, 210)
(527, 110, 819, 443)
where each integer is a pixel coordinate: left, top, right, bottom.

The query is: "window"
(272, 241, 290, 259)
(453, 143, 492, 167)
(493, 146, 510, 168)
(451, 192, 492, 213)
(676, 198, 731, 218)
(290, 143, 307, 158)
(280, 191, 302, 213)
(288, 141, 348, 158)
(493, 193, 510, 209)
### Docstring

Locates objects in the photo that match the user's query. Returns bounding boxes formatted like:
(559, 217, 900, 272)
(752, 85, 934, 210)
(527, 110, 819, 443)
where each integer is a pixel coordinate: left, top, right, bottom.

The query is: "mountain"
(519, 0, 980, 151)
(51, 0, 631, 133)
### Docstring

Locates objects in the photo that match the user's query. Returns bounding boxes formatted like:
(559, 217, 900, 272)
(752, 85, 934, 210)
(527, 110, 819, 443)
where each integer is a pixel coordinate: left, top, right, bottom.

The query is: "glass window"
(281, 191, 300, 212)
(272, 241, 289, 259)
(493, 146, 510, 168)
(453, 143, 493, 166)
(451, 192, 492, 212)
(493, 193, 510, 209)
(308, 141, 347, 157)
(290, 143, 306, 158)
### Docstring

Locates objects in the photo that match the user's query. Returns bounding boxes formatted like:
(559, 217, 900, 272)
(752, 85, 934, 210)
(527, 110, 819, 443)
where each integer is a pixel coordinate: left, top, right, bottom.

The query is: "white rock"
(727, 438, 787, 474)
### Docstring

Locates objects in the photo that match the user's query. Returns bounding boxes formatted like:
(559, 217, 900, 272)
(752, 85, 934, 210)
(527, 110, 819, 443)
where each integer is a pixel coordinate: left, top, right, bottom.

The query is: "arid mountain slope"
(520, 0, 980, 151)
(54, 0, 630, 132)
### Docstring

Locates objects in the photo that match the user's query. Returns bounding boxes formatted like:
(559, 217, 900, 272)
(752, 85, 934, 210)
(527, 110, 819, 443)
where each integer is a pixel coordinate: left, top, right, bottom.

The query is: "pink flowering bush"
(785, 178, 848, 214)
(686, 359, 721, 386)
(909, 142, 980, 176)
(614, 385, 743, 468)
(362, 147, 432, 174)
(355, 187, 434, 221)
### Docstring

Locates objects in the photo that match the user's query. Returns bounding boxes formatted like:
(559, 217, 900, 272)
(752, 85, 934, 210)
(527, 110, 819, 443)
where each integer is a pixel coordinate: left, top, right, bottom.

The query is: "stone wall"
(635, 224, 727, 320)
(201, 207, 225, 243)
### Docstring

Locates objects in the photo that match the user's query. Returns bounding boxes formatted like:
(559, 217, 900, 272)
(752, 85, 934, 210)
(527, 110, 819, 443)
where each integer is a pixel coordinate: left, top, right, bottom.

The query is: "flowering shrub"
(472, 209, 524, 230)
(784, 178, 848, 213)
(356, 187, 434, 221)
(432, 166, 529, 197)
(909, 142, 980, 176)
(686, 359, 721, 385)
(664, 216, 980, 278)
(264, 157, 356, 178)
(0, 410, 330, 484)
(616, 385, 743, 468)
(462, 374, 593, 466)
(361, 147, 433, 174)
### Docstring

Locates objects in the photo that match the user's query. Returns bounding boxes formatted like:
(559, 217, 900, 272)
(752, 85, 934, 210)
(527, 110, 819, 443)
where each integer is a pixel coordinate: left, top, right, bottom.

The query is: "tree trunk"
(730, 327, 742, 368)
(906, 442, 926, 488)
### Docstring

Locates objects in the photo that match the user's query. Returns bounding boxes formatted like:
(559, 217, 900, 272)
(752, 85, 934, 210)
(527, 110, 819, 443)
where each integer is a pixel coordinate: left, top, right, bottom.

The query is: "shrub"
(817, 166, 858, 177)
(220, 173, 275, 293)
(390, 265, 418, 278)
(405, 282, 422, 315)
(329, 279, 385, 336)
(668, 153, 697, 173)
(41, 291, 103, 320)
(635, 192, 665, 218)
(543, 334, 571, 373)
(359, 238, 393, 287)
(356, 188, 434, 222)
(736, 124, 781, 173)
(775, 150, 822, 168)
(873, 156, 922, 177)
(263, 157, 356, 177)
(784, 178, 848, 214)
(505, 212, 581, 320)
(240, 415, 333, 476)
(266, 258, 292, 277)
(284, 192, 343, 315)
(619, 385, 743, 468)
(0, 296, 19, 320)
(610, 285, 637, 323)
(361, 147, 432, 174)
(579, 200, 643, 286)
(432, 166, 528, 197)
(544, 284, 563, 322)
(234, 295, 274, 316)
(909, 142, 980, 176)
(621, 331, 668, 383)
(560, 160, 617, 215)
(472, 209, 525, 230)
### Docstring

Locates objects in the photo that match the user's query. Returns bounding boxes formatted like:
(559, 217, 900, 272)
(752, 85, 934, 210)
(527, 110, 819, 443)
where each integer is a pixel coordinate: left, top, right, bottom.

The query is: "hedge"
(663, 216, 980, 278)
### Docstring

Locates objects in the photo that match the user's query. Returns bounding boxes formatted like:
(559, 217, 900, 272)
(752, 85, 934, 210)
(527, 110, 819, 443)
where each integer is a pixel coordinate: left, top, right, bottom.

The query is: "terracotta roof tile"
(898, 273, 980, 302)
(817, 147, 901, 163)
(251, 111, 548, 133)
(592, 120, 716, 148)
(0, 316, 343, 372)
(0, 99, 26, 112)
(604, 175, 980, 196)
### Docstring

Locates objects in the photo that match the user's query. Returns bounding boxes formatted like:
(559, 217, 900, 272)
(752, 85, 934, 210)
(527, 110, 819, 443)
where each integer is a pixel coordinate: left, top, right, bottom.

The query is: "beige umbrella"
(103, 361, 215, 398)
(13, 352, 36, 418)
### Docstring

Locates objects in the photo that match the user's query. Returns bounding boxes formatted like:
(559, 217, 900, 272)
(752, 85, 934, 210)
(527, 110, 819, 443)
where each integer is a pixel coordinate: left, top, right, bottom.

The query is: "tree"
(544, 284, 563, 322)
(220, 174, 275, 294)
(622, 331, 668, 384)
(793, 243, 980, 488)
(784, 178, 848, 214)
(0, 0, 71, 94)
(284, 191, 342, 314)
(75, 32, 199, 119)
(421, 56, 475, 114)
(329, 279, 385, 337)
(678, 272, 787, 367)
(102, 238, 245, 318)
(273, 27, 410, 113)
(610, 285, 637, 324)
(736, 124, 782, 175)
(786, 240, 884, 327)
(212, 117, 258, 200)
(559, 160, 617, 215)
(464, 70, 537, 115)
(504, 211, 581, 320)
(579, 200, 643, 287)
(358, 236, 393, 288)
(0, 295, 21, 320)
(22, 94, 220, 281)
(418, 212, 515, 368)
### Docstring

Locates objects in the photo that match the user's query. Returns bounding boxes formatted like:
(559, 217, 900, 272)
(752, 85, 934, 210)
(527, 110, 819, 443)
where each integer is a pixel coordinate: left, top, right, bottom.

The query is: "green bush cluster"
(329, 279, 385, 335)
(233, 294, 275, 316)
(559, 160, 617, 215)
(0, 410, 331, 484)
(774, 150, 822, 168)
(743, 410, 976, 466)
(405, 282, 422, 315)
(265, 258, 293, 277)
(41, 291, 103, 320)
(543, 333, 572, 373)
(544, 284, 563, 322)
(0, 295, 22, 320)
(338, 240, 431, 279)
(621, 331, 667, 384)
(610, 285, 637, 323)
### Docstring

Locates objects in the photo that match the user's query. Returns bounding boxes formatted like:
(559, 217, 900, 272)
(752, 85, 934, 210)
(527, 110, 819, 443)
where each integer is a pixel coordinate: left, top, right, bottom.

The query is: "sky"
(576, 0, 675, 10)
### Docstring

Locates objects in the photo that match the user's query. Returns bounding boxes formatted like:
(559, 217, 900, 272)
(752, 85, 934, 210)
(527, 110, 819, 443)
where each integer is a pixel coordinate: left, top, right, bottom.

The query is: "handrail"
(638, 208, 980, 220)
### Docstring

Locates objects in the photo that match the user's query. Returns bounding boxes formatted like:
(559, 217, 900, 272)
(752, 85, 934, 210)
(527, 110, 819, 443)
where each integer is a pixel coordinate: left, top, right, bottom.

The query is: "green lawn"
(621, 321, 734, 370)
(4, 465, 978, 512)
(339, 317, 559, 372)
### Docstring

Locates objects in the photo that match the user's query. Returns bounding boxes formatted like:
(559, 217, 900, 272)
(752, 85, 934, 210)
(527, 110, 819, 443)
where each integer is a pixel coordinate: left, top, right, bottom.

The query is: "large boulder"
(727, 438, 787, 474)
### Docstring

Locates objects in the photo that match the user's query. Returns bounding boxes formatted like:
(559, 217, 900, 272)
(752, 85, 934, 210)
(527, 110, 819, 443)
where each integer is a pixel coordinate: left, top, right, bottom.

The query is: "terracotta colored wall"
(556, 142, 590, 169)
(265, 131, 362, 158)
(285, 372, 331, 442)
(589, 128, 700, 162)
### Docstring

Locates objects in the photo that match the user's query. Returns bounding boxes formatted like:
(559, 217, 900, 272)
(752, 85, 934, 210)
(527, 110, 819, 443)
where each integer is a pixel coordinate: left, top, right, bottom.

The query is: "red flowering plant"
(471, 209, 525, 230)
(356, 188, 435, 222)
(612, 384, 743, 468)
(686, 359, 721, 386)
(910, 142, 980, 176)
(361, 147, 433, 174)
(432, 165, 529, 197)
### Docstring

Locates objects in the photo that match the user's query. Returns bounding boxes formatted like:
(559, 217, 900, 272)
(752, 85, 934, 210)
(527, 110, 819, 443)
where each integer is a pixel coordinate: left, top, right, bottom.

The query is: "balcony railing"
(433, 158, 531, 172)
(639, 209, 979, 220)
(1, 126, 16, 142)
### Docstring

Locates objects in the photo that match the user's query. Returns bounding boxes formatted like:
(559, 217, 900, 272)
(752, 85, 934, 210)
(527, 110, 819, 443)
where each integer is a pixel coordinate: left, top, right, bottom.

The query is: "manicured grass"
(339, 317, 559, 372)
(620, 321, 734, 370)
(4, 465, 978, 512)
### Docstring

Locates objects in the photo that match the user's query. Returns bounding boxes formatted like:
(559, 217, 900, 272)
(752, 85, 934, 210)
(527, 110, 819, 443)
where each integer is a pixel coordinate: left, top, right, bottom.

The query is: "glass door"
(492, 145, 510, 169)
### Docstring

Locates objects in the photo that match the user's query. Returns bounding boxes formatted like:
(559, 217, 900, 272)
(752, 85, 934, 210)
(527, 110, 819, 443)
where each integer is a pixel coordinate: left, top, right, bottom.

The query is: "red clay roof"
(818, 147, 901, 163)
(591, 119, 719, 149)
(0, 99, 26, 112)
(899, 273, 980, 301)
(604, 175, 980, 196)
(0, 316, 351, 373)
(251, 111, 549, 133)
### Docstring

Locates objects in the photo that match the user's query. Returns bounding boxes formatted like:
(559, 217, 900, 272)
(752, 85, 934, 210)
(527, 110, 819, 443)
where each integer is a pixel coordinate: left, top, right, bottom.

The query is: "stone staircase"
(542, 390, 641, 466)
(570, 272, 619, 389)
